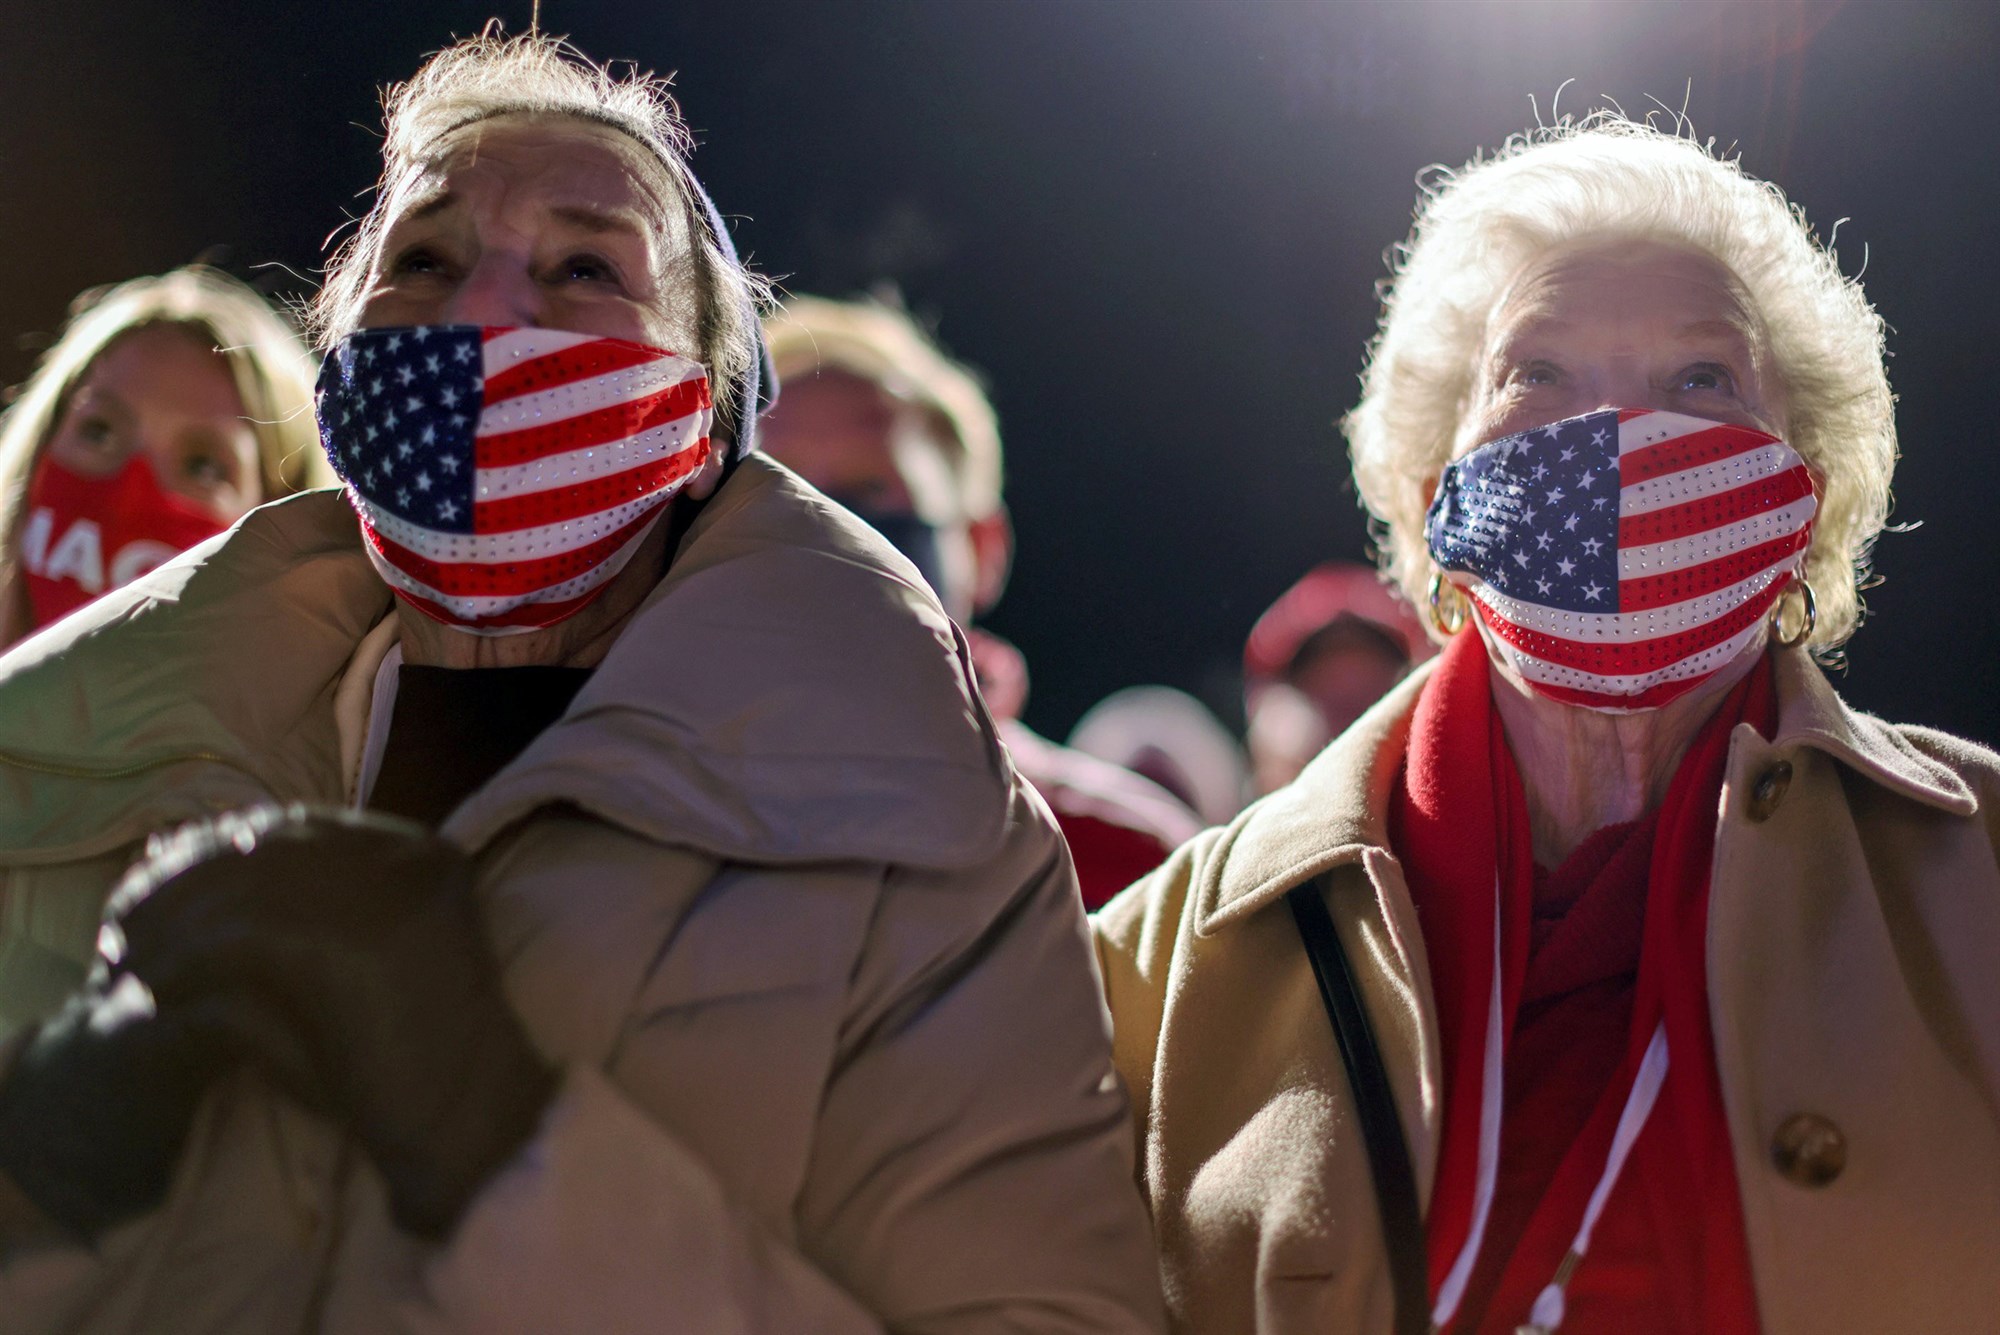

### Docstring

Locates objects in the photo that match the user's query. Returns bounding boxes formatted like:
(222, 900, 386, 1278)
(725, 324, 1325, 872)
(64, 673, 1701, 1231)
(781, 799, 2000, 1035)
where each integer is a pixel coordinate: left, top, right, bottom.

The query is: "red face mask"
(18, 453, 232, 631)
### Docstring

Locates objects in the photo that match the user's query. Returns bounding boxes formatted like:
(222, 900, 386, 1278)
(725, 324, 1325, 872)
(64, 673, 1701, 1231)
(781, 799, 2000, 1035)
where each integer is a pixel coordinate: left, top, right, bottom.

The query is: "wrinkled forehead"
(1487, 236, 1767, 347)
(381, 111, 696, 262)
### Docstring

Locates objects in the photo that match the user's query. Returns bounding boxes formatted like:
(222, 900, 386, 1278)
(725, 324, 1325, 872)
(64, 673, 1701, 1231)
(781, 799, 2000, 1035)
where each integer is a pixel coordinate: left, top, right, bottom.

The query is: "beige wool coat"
(1094, 651, 2000, 1334)
(0, 456, 1166, 1333)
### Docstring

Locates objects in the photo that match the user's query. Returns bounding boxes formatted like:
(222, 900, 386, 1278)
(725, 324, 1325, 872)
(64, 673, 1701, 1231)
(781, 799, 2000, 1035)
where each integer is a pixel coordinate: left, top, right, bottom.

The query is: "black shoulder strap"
(1286, 875, 1429, 1335)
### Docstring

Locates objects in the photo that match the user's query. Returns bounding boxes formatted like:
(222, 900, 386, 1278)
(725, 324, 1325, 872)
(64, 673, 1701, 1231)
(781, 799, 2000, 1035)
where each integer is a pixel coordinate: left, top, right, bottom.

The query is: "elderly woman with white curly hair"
(0, 31, 1164, 1335)
(1095, 117, 2000, 1335)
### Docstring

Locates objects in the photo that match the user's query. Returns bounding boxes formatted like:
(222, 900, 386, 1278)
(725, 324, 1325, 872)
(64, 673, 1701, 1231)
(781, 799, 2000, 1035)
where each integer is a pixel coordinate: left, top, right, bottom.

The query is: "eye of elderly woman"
(556, 253, 617, 283)
(1676, 362, 1733, 392)
(390, 247, 446, 276)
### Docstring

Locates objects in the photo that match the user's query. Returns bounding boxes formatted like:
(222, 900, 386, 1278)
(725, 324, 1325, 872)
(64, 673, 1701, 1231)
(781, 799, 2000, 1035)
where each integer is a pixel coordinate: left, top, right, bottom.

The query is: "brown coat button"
(1772, 1112, 1846, 1186)
(1747, 760, 1794, 821)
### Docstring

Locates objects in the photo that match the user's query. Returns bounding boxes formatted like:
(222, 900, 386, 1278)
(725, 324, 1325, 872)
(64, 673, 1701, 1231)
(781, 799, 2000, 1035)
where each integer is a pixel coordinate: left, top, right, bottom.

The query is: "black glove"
(109, 805, 557, 1239)
(0, 854, 311, 1239)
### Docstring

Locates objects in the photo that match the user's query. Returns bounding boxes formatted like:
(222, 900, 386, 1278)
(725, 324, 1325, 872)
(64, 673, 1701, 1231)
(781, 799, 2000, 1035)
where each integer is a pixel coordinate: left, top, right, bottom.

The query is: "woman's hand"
(105, 805, 557, 1239)
(0, 944, 309, 1242)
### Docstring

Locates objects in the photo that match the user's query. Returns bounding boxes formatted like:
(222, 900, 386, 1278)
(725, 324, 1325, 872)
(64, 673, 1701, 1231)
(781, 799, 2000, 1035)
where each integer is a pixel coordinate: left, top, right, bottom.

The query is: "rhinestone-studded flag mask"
(1425, 407, 1817, 711)
(317, 325, 713, 634)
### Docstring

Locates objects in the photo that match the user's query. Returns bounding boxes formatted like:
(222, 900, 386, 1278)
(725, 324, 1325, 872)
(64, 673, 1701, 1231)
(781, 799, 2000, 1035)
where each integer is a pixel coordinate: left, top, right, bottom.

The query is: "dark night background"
(1, 0, 1994, 745)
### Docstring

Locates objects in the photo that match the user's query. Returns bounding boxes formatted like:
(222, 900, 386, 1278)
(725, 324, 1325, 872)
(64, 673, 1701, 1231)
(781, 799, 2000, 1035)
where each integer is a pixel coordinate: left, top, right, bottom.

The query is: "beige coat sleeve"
(408, 830, 1167, 1333)
(1090, 834, 1215, 1135)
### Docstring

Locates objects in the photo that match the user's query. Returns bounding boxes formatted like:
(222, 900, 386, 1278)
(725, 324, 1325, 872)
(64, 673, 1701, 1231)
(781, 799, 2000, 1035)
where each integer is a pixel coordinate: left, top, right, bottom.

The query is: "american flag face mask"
(316, 325, 713, 635)
(1425, 407, 1816, 712)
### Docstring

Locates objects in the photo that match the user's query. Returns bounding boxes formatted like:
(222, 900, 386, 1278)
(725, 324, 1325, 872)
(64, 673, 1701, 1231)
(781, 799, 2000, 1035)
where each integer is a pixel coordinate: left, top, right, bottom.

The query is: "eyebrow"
(548, 204, 654, 239)
(1674, 318, 1755, 344)
(1490, 316, 1752, 350)
(1495, 316, 1577, 341)
(66, 383, 128, 415)
(397, 188, 458, 225)
(388, 192, 653, 246)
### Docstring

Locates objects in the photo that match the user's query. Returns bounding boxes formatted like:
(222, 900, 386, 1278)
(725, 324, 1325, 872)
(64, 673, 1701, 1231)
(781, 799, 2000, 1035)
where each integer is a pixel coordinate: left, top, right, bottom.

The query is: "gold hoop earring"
(1771, 576, 1817, 649)
(1427, 571, 1468, 637)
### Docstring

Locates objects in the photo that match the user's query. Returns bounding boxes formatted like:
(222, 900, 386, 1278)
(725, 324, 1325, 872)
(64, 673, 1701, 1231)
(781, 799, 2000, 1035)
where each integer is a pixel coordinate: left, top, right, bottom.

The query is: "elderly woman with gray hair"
(0, 32, 1164, 1334)
(1096, 118, 2000, 1335)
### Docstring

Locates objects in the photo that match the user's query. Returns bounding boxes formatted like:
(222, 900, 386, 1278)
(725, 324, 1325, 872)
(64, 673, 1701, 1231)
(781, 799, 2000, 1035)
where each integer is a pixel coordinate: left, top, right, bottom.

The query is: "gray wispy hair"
(1345, 114, 1896, 651)
(310, 29, 768, 433)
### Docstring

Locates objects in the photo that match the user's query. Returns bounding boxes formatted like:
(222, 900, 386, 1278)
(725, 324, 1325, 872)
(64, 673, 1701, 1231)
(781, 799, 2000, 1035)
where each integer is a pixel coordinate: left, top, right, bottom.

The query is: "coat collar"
(1200, 644, 1978, 934)
(0, 489, 391, 855)
(1762, 647, 1977, 816)
(440, 454, 1014, 869)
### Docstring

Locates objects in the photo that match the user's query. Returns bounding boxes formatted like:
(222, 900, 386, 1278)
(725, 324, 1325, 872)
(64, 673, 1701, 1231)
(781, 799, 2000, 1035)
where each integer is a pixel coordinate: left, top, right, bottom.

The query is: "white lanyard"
(1516, 1024, 1669, 1335)
(1429, 878, 1674, 1334)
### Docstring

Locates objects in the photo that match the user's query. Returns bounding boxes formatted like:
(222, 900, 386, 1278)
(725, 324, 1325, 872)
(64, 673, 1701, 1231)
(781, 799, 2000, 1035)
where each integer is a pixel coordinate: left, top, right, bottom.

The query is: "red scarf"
(1392, 629, 1770, 1333)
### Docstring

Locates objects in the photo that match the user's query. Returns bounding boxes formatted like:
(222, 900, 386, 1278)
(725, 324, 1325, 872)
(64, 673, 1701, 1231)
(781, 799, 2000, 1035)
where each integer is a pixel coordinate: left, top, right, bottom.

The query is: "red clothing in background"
(1000, 719, 1200, 910)
(969, 628, 1199, 909)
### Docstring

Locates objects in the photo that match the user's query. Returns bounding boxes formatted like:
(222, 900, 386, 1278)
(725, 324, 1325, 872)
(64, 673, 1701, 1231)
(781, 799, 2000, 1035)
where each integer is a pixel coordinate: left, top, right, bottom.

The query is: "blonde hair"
(763, 295, 1004, 519)
(311, 29, 767, 435)
(1345, 115, 1895, 650)
(0, 265, 330, 621)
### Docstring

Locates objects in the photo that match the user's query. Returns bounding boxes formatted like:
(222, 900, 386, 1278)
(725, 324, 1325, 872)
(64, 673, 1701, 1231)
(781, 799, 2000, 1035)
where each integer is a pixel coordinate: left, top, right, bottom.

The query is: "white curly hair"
(310, 28, 767, 432)
(1344, 115, 1896, 650)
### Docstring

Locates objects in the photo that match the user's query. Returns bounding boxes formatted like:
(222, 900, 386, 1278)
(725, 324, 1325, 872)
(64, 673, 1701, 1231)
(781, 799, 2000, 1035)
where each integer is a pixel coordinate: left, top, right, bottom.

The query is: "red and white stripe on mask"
(315, 324, 713, 635)
(1425, 407, 1816, 712)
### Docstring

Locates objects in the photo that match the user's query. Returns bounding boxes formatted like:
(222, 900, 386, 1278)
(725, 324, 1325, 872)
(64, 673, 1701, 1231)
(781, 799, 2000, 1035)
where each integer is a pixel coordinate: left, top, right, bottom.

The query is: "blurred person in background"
(761, 294, 1198, 907)
(0, 33, 1164, 1333)
(1241, 561, 1431, 795)
(1096, 117, 2000, 1334)
(0, 266, 332, 647)
(1068, 684, 1249, 827)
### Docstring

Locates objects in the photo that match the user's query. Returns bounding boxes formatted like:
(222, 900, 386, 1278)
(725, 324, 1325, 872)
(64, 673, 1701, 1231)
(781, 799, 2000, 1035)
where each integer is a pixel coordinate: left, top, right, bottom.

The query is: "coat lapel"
(1195, 661, 1447, 1201)
(1199, 663, 1434, 934)
(1766, 648, 1976, 815)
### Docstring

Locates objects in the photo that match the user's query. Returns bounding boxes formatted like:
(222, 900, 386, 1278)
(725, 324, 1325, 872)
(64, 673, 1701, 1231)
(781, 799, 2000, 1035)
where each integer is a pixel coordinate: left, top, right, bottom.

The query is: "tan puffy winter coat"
(1094, 652, 2000, 1334)
(0, 455, 1166, 1333)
